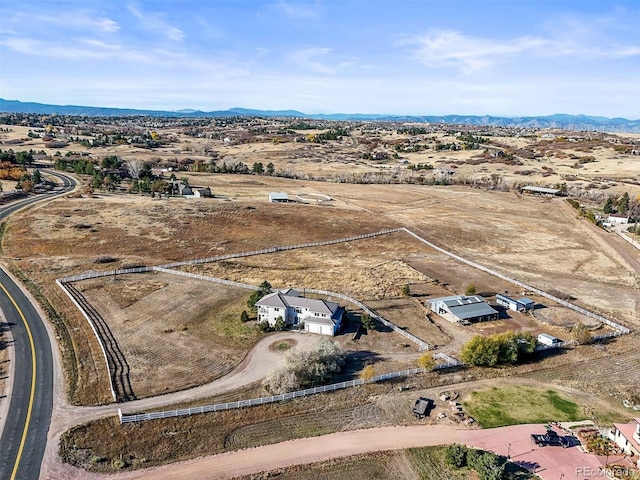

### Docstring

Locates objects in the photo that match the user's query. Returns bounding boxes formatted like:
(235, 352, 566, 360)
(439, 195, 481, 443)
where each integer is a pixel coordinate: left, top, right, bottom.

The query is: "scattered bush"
(444, 444, 507, 480)
(263, 338, 346, 394)
(571, 322, 593, 345)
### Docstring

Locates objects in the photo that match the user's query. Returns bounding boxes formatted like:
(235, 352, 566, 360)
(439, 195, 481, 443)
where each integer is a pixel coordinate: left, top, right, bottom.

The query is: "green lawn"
(463, 386, 585, 428)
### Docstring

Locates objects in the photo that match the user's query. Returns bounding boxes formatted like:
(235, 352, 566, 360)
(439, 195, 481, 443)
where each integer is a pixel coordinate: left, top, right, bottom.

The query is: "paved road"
(0, 170, 76, 480)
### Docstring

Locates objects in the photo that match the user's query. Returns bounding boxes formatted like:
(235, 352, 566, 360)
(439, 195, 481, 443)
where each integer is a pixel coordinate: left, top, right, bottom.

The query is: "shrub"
(444, 444, 467, 468)
(274, 316, 286, 331)
(359, 365, 375, 382)
(417, 353, 436, 371)
(572, 322, 593, 345)
(360, 314, 375, 331)
(461, 331, 535, 367)
(263, 338, 346, 394)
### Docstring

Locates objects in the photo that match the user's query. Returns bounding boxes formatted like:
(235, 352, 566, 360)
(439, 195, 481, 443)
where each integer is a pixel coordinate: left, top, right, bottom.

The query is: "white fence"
(160, 228, 403, 269)
(118, 366, 446, 424)
(56, 278, 117, 400)
(401, 228, 630, 337)
(301, 288, 432, 351)
(58, 225, 629, 415)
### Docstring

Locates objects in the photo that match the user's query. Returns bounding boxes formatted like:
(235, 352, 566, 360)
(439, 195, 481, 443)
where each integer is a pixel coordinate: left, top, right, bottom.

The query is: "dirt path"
(119, 425, 464, 480)
(40, 332, 319, 480)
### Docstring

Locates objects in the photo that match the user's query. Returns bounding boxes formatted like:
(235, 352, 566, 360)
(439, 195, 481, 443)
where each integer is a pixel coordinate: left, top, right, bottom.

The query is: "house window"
(295, 307, 301, 313)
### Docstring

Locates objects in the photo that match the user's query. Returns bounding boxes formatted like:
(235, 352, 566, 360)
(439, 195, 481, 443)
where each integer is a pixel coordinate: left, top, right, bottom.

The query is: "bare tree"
(125, 159, 143, 179)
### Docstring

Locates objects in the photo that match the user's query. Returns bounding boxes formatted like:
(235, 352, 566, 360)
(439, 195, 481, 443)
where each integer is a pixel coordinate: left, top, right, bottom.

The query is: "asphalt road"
(0, 170, 75, 480)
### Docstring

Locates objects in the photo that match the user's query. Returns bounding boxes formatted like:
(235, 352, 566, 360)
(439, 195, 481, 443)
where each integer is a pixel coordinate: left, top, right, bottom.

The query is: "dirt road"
(40, 332, 319, 480)
(125, 425, 463, 480)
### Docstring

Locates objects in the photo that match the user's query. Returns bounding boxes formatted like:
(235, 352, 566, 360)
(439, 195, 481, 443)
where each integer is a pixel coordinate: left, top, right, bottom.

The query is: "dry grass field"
(3, 173, 639, 405)
(77, 272, 256, 397)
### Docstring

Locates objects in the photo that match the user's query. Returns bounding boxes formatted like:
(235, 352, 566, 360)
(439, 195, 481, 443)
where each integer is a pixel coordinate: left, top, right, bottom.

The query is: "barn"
(268, 192, 289, 203)
(429, 295, 499, 324)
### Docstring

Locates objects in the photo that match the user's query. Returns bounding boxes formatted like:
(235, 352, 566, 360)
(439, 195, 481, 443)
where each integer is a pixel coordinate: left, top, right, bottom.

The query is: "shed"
(518, 297, 535, 312)
(268, 192, 289, 203)
(194, 187, 212, 198)
(412, 397, 434, 418)
(537, 333, 561, 346)
(496, 294, 523, 312)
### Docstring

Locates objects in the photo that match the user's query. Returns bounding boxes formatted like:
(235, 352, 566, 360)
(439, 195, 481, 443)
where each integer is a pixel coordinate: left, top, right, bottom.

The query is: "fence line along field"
(76, 272, 257, 398)
(4, 175, 638, 406)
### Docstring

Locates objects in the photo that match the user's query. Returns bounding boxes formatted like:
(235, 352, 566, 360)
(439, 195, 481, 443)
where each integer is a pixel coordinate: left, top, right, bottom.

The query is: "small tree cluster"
(444, 444, 506, 480)
(460, 331, 536, 367)
(247, 281, 272, 312)
(263, 338, 346, 394)
(360, 314, 376, 331)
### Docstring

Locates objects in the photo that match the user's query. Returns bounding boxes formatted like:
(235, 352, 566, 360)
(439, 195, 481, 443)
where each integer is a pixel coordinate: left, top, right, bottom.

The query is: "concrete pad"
(462, 424, 605, 479)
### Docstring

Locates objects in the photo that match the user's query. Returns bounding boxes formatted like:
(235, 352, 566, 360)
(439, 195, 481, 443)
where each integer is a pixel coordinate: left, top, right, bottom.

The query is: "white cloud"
(289, 47, 335, 74)
(273, 1, 320, 19)
(400, 30, 549, 73)
(127, 3, 185, 41)
(400, 27, 640, 73)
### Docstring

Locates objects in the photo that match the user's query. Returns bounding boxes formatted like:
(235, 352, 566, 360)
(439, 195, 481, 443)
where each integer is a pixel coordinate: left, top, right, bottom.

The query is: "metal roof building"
(429, 295, 499, 324)
(521, 185, 562, 196)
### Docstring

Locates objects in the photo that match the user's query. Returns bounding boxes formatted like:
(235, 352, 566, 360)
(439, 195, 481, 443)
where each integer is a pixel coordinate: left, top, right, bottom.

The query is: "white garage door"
(306, 323, 322, 334)
(321, 325, 334, 336)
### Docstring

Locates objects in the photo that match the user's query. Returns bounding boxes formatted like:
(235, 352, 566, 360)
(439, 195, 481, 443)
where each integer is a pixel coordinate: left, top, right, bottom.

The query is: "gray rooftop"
(522, 185, 560, 194)
(256, 292, 339, 316)
(448, 303, 499, 320)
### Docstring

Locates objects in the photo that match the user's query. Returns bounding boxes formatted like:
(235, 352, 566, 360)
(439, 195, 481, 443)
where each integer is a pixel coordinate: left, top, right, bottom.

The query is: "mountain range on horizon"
(1, 98, 639, 133)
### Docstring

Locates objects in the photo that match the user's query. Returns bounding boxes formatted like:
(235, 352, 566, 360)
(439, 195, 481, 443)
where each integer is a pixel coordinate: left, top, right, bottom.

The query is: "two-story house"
(256, 289, 344, 336)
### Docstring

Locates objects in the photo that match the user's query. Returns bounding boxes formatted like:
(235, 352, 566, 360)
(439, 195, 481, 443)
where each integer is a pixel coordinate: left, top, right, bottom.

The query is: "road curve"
(0, 170, 76, 480)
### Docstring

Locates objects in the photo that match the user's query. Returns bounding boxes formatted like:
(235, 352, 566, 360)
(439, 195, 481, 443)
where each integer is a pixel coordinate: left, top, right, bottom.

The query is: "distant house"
(608, 214, 629, 224)
(496, 294, 535, 312)
(609, 418, 640, 466)
(537, 333, 561, 347)
(194, 187, 212, 198)
(256, 290, 344, 336)
(429, 295, 499, 324)
(168, 180, 193, 196)
(521, 185, 562, 196)
(268, 192, 289, 203)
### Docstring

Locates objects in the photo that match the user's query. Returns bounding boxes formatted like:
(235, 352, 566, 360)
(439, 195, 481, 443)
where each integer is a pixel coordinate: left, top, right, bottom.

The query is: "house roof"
(614, 421, 640, 454)
(256, 292, 340, 316)
(303, 315, 337, 327)
(256, 292, 288, 308)
(518, 297, 535, 305)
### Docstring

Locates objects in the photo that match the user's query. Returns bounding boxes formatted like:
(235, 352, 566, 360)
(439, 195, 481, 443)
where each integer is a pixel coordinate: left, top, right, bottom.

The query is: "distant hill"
(1, 98, 638, 132)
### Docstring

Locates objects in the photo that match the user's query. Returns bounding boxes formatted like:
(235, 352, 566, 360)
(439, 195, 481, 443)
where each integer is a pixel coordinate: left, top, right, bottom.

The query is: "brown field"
(77, 273, 256, 397)
(4, 174, 639, 405)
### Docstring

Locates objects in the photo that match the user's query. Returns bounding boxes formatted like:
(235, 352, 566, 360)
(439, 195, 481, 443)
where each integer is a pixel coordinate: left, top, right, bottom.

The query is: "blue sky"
(1, 1, 639, 117)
